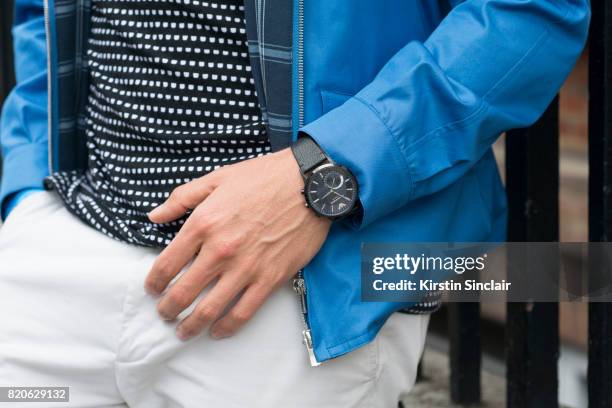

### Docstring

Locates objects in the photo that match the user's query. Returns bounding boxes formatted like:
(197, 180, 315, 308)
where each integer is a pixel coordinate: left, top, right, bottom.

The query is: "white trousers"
(0, 191, 428, 408)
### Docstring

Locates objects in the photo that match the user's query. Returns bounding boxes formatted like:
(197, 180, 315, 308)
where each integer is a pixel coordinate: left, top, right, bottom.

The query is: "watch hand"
(331, 190, 350, 201)
(321, 190, 334, 200)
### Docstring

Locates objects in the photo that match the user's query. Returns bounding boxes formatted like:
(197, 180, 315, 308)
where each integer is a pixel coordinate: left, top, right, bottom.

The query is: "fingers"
(209, 282, 273, 339)
(144, 220, 203, 295)
(155, 248, 223, 320)
(176, 276, 248, 341)
(148, 174, 218, 223)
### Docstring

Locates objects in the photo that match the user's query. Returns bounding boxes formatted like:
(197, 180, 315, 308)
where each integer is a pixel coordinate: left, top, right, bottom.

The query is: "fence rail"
(505, 97, 560, 408)
(0, 0, 14, 109)
(588, 2, 612, 407)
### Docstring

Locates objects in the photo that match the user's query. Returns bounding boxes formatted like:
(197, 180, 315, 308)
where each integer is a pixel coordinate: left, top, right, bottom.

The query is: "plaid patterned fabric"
(243, 0, 293, 151)
(50, 0, 90, 172)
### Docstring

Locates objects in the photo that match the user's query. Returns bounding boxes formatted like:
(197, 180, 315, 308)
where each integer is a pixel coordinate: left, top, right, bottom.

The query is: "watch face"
(305, 164, 358, 218)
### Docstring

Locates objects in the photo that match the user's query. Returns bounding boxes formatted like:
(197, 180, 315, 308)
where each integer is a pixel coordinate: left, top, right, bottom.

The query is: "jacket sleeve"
(302, 0, 590, 228)
(0, 0, 49, 220)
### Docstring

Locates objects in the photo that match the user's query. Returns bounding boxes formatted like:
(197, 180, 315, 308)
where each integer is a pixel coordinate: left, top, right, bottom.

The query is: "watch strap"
(291, 136, 328, 176)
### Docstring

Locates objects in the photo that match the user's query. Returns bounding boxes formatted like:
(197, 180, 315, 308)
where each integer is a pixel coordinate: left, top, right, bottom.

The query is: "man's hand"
(145, 148, 331, 341)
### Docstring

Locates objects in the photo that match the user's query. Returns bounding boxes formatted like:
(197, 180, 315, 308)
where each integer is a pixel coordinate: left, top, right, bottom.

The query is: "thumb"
(149, 174, 218, 223)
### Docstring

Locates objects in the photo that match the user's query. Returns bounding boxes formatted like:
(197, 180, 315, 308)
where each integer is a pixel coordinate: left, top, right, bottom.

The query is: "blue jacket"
(1, 0, 589, 363)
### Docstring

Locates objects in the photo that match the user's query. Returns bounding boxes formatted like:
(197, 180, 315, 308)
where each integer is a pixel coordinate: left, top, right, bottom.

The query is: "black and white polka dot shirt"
(48, 0, 270, 247)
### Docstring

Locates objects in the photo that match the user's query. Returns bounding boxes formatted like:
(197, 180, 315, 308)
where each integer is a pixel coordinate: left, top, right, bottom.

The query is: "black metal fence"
(0, 1, 609, 407)
(587, 3, 612, 408)
(0, 0, 14, 109)
(443, 2, 609, 408)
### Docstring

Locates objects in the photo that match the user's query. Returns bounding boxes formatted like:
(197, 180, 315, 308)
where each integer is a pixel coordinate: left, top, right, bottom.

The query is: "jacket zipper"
(293, 270, 320, 367)
(43, 0, 54, 174)
(297, 0, 305, 128)
(294, 0, 319, 367)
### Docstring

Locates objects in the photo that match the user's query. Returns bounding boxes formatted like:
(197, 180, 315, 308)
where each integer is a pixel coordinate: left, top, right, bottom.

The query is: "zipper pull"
(292, 278, 307, 314)
(293, 272, 320, 366)
(302, 329, 321, 367)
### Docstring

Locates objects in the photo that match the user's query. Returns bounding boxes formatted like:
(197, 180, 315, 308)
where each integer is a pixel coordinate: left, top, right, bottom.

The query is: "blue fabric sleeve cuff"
(0, 141, 49, 221)
(300, 97, 413, 229)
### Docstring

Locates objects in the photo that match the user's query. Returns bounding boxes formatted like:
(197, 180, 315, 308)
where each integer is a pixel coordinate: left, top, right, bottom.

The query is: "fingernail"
(177, 326, 192, 341)
(210, 328, 227, 340)
(144, 278, 164, 296)
(158, 311, 173, 321)
(157, 305, 174, 321)
(144, 284, 160, 297)
(148, 205, 164, 219)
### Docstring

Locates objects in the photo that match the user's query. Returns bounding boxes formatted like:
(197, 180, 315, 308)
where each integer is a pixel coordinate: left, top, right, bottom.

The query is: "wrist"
(278, 147, 305, 190)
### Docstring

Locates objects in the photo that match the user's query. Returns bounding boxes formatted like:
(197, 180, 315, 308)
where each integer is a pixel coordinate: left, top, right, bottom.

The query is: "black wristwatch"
(290, 136, 359, 220)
